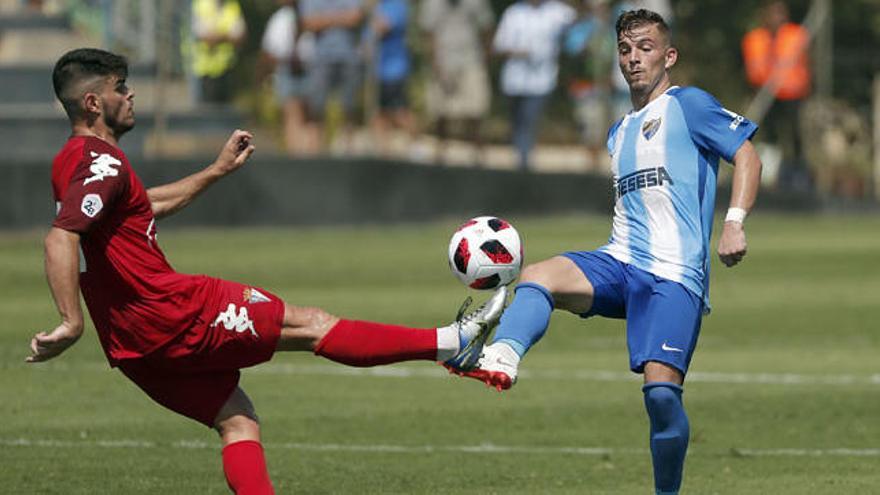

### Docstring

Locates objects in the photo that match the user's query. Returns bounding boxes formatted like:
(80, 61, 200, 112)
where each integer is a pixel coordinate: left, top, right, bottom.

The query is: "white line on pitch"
(24, 361, 880, 386)
(249, 363, 880, 387)
(731, 448, 880, 457)
(2, 438, 878, 458)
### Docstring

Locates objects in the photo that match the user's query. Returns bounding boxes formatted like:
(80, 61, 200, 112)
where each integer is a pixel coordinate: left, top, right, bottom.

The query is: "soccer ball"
(448, 216, 523, 290)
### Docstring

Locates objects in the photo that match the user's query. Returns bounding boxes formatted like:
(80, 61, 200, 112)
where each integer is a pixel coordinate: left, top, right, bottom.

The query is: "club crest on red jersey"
(80, 193, 103, 218)
(243, 287, 271, 304)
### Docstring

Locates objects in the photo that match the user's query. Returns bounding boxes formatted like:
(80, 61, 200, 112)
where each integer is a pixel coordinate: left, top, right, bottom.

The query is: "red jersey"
(52, 136, 215, 365)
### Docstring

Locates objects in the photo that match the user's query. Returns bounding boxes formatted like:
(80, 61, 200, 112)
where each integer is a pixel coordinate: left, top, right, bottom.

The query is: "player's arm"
(147, 130, 255, 219)
(718, 139, 762, 267)
(27, 227, 84, 363)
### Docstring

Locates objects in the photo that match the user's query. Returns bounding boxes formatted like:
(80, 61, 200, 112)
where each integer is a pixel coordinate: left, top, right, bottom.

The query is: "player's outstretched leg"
(451, 282, 554, 390)
(643, 382, 689, 495)
(307, 286, 506, 367)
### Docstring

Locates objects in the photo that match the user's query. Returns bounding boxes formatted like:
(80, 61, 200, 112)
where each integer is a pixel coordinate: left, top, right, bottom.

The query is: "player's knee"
(214, 387, 259, 435)
(279, 304, 340, 351)
(215, 412, 260, 439)
(644, 384, 680, 408)
(283, 304, 338, 329)
(643, 382, 685, 426)
(214, 401, 261, 440)
(520, 257, 580, 290)
(519, 262, 552, 286)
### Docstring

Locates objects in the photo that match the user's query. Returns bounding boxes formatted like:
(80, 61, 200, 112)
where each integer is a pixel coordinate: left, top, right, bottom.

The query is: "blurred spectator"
(742, 0, 811, 191)
(419, 0, 494, 164)
(610, 0, 673, 120)
(563, 0, 615, 172)
(259, 0, 319, 155)
(493, 0, 576, 171)
(22, 0, 44, 13)
(370, 0, 417, 156)
(300, 0, 365, 153)
(190, 0, 247, 104)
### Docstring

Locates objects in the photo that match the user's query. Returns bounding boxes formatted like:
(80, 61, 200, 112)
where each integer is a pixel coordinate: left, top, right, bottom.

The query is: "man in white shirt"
(493, 0, 576, 170)
(260, 0, 318, 154)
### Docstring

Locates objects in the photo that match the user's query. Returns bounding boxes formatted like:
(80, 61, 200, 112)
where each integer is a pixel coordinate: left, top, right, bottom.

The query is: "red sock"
(314, 319, 437, 367)
(222, 440, 274, 495)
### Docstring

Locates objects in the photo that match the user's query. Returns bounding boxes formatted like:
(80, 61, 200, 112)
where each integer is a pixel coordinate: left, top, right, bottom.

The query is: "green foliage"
(2, 214, 879, 493)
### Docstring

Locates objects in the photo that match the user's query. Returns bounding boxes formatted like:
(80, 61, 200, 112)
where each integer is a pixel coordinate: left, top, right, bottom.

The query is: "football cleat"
(451, 342, 520, 391)
(442, 285, 508, 372)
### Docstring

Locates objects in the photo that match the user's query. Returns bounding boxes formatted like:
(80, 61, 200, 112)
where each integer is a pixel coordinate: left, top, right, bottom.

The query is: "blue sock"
(643, 382, 689, 495)
(491, 282, 554, 357)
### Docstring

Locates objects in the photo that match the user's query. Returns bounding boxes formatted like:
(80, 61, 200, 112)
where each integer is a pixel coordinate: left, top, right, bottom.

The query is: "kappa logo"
(641, 117, 662, 140)
(243, 287, 271, 304)
(211, 303, 258, 337)
(80, 193, 103, 218)
(83, 152, 122, 186)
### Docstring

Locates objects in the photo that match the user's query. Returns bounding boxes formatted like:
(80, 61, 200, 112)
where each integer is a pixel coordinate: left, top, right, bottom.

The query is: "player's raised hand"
(717, 221, 747, 267)
(214, 129, 255, 175)
(26, 321, 83, 363)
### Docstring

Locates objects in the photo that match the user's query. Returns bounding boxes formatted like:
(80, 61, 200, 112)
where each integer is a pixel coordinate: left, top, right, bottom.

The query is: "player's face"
(617, 23, 676, 95)
(100, 75, 135, 135)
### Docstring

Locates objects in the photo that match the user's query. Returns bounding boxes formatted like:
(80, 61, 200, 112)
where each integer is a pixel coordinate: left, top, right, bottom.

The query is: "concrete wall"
(1, 157, 615, 229)
(0, 106, 243, 161)
(1, 156, 818, 230)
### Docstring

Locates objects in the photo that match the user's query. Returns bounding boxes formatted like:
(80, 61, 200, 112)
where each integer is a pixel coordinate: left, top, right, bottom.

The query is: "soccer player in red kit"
(27, 48, 506, 495)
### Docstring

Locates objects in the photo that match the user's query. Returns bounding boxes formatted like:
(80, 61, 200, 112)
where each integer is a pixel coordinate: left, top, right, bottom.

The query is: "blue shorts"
(562, 251, 703, 375)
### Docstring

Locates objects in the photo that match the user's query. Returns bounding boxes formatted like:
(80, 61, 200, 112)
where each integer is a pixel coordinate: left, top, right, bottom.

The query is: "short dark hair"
(615, 9, 671, 43)
(52, 48, 128, 118)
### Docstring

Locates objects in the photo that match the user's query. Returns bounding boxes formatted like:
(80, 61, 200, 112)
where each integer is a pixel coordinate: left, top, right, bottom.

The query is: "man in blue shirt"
(448, 9, 763, 495)
(370, 0, 416, 154)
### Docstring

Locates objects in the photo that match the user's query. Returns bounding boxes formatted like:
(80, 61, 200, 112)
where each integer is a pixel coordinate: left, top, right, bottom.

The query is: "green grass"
(1, 214, 879, 494)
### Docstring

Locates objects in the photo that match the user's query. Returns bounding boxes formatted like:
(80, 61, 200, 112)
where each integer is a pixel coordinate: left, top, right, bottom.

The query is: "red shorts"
(118, 279, 284, 427)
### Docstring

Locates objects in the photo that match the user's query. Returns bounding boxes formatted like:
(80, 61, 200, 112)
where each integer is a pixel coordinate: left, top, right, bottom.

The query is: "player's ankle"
(435, 326, 460, 361)
(493, 338, 526, 358)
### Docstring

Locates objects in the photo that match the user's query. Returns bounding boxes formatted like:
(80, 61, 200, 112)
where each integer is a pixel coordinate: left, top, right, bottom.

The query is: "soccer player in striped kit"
(448, 9, 763, 495)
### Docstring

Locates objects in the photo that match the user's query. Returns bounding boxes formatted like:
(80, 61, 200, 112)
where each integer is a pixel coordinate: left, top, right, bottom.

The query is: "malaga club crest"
(642, 117, 662, 140)
(243, 287, 271, 304)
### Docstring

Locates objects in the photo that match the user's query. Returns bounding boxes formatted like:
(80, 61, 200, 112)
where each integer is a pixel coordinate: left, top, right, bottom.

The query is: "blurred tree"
(669, 0, 879, 114)
(828, 0, 880, 113)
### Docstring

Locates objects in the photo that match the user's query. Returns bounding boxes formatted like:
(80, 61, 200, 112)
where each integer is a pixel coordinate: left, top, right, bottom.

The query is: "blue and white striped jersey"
(600, 86, 758, 308)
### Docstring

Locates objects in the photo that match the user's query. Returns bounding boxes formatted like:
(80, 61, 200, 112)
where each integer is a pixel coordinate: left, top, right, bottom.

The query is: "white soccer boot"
(442, 285, 508, 372)
(463, 341, 520, 391)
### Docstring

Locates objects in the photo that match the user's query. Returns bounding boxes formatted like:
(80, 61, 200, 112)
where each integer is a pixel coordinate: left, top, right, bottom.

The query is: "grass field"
(1, 213, 879, 494)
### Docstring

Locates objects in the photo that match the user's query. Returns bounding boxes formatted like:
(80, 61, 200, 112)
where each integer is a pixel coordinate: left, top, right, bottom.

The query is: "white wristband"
(725, 207, 747, 224)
